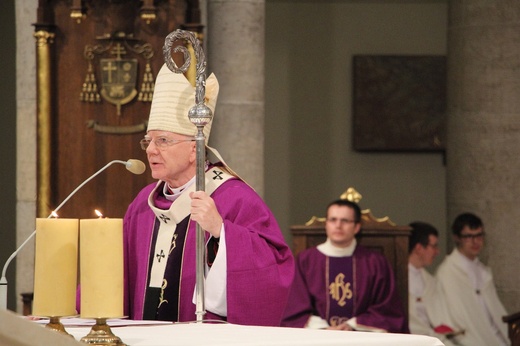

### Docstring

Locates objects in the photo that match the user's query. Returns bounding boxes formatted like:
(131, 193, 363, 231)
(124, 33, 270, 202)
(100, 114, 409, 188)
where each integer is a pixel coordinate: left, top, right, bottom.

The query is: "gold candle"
(33, 218, 79, 317)
(80, 218, 124, 318)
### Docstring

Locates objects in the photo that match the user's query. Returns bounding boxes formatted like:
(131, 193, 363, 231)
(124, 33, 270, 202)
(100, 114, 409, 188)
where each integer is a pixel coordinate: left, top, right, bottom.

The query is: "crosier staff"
(162, 29, 212, 323)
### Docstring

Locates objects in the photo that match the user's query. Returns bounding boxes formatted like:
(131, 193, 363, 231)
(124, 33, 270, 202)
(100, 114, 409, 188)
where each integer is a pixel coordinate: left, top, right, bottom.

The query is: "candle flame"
(94, 209, 103, 218)
(50, 211, 59, 218)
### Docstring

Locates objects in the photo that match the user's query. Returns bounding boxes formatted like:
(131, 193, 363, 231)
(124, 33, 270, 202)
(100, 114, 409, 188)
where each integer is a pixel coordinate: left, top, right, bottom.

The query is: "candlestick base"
(80, 318, 127, 346)
(45, 316, 74, 337)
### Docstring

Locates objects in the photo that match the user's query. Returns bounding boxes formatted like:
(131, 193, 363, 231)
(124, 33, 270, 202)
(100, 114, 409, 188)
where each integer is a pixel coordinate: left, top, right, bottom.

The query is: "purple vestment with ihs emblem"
(282, 245, 409, 333)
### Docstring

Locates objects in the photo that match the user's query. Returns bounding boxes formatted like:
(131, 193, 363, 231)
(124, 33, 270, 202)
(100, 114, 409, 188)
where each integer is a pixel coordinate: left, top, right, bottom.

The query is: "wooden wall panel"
(36, 0, 191, 219)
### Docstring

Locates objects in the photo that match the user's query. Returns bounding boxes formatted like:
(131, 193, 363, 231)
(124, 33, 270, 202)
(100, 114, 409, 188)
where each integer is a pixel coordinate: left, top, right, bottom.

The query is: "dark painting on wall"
(352, 55, 446, 152)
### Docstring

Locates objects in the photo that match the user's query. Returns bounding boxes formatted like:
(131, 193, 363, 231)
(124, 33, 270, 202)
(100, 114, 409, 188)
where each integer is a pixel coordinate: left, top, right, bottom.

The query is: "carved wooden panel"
(36, 0, 193, 219)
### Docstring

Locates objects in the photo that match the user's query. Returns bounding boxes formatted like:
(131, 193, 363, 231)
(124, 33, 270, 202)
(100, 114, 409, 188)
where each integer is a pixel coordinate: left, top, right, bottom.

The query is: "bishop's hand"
(189, 191, 223, 238)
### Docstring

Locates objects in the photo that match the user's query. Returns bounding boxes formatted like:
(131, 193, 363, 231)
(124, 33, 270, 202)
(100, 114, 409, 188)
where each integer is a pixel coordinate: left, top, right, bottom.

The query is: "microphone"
(0, 159, 146, 310)
(125, 159, 146, 175)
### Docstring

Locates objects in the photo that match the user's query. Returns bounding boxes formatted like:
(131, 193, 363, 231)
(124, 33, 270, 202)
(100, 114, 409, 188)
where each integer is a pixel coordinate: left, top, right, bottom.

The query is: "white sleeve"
(192, 224, 227, 317)
(306, 315, 330, 329)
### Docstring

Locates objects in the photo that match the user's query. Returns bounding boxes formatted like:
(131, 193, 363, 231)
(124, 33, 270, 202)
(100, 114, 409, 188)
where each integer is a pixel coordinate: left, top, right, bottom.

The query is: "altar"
(0, 309, 444, 346)
(65, 321, 444, 346)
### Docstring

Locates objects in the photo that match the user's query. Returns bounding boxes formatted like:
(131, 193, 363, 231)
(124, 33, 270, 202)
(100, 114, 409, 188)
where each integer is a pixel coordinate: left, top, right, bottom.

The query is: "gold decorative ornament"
(70, 0, 86, 24)
(137, 62, 154, 102)
(305, 216, 326, 226)
(45, 316, 74, 338)
(80, 318, 127, 346)
(81, 32, 155, 116)
(80, 61, 101, 102)
(99, 54, 139, 114)
(340, 187, 362, 203)
(140, 0, 157, 25)
(305, 187, 396, 227)
(34, 29, 55, 217)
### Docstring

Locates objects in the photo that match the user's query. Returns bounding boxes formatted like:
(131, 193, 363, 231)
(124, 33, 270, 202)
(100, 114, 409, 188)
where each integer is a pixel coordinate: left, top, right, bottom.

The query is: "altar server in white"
(436, 213, 508, 346)
(408, 222, 461, 346)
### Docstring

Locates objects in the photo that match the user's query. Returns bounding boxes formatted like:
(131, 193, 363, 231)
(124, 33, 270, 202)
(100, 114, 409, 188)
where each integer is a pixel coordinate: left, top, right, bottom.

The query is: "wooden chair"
(289, 187, 411, 320)
(21, 292, 33, 316)
(503, 311, 520, 346)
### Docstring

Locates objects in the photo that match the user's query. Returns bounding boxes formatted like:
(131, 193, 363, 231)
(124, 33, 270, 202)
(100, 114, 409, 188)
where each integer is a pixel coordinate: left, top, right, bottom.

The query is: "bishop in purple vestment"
(282, 199, 408, 333)
(123, 65, 294, 326)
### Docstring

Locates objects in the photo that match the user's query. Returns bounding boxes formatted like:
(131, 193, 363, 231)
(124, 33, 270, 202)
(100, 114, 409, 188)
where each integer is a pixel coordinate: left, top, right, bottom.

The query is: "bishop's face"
(144, 130, 197, 188)
(325, 205, 361, 248)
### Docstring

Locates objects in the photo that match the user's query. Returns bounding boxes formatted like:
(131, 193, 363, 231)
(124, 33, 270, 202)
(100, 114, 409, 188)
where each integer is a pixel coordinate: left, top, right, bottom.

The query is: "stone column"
(206, 0, 265, 195)
(15, 0, 38, 313)
(447, 0, 520, 312)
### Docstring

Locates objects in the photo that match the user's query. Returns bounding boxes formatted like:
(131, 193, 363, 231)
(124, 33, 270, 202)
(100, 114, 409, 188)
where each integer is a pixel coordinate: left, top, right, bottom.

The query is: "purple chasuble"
(123, 168, 295, 326)
(327, 256, 354, 326)
(282, 245, 409, 333)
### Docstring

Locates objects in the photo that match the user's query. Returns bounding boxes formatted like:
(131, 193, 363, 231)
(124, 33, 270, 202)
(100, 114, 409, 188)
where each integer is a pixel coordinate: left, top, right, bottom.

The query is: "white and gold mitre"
(147, 63, 219, 143)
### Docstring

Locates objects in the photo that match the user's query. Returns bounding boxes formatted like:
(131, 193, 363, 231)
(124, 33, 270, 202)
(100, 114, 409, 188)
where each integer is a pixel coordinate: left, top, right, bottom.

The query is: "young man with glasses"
(123, 64, 294, 326)
(282, 199, 408, 333)
(408, 222, 461, 345)
(436, 213, 509, 346)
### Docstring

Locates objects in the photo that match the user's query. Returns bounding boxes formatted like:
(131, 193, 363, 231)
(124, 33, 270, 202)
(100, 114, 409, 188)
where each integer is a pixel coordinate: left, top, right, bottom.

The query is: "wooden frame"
(503, 311, 520, 346)
(352, 55, 446, 152)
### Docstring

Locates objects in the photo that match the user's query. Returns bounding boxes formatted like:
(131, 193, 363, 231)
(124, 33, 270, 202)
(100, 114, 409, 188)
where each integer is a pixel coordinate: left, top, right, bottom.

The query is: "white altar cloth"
(67, 322, 445, 346)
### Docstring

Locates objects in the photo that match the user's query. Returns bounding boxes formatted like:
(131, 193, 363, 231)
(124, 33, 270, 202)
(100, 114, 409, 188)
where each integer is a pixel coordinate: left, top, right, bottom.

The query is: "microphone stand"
(163, 29, 212, 323)
(0, 159, 144, 310)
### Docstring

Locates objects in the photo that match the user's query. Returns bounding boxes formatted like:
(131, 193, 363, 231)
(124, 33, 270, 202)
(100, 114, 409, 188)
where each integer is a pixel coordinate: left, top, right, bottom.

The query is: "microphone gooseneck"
(0, 159, 146, 310)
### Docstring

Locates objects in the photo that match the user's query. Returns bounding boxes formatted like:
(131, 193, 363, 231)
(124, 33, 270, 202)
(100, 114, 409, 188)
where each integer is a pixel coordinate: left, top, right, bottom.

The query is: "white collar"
(408, 263, 423, 274)
(162, 161, 209, 201)
(163, 176, 196, 201)
(317, 238, 357, 257)
(453, 247, 480, 269)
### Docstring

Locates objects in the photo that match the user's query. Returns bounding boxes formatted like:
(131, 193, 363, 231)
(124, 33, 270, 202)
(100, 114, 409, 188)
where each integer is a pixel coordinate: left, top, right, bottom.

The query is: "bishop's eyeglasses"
(140, 137, 196, 150)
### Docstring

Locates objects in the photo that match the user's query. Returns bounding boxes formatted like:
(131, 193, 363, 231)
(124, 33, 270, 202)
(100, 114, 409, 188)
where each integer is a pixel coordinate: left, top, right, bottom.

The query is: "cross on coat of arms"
(80, 32, 155, 117)
(100, 58, 138, 114)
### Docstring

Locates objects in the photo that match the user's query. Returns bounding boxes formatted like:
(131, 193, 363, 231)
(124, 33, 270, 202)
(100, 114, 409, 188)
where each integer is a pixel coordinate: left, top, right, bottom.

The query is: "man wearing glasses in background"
(436, 212, 509, 346)
(282, 199, 408, 333)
